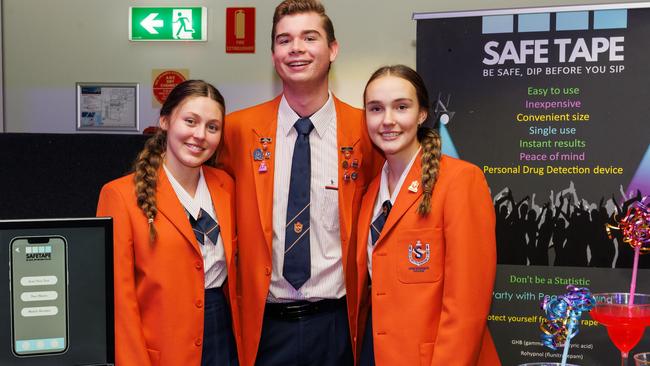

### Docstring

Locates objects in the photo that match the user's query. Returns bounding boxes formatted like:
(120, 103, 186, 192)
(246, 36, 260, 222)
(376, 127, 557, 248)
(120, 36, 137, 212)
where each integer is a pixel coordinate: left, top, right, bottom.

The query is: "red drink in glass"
(591, 293, 650, 366)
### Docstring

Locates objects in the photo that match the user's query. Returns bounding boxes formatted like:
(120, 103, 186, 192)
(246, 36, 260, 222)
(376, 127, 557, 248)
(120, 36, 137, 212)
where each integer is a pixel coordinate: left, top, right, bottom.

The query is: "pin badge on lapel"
(260, 137, 272, 150)
(256, 137, 273, 173)
(408, 180, 419, 193)
(258, 161, 268, 173)
(340, 146, 361, 183)
(253, 149, 264, 161)
(341, 146, 353, 160)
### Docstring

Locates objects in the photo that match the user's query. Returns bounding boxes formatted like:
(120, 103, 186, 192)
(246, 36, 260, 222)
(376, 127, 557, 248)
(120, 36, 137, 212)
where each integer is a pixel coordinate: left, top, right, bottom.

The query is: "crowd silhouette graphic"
(493, 182, 648, 268)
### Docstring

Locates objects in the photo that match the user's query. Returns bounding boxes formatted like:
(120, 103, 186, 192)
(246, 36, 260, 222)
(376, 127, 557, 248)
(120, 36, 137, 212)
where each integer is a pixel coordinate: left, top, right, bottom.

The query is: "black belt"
(265, 296, 347, 320)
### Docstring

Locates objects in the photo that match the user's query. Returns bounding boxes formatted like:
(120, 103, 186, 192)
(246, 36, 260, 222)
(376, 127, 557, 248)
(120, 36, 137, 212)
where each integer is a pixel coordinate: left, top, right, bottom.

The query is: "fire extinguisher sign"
(226, 8, 255, 53)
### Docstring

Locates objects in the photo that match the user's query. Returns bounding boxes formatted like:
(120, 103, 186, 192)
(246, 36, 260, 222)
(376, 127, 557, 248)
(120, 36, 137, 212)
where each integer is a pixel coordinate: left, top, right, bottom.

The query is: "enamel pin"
(253, 148, 264, 161)
(340, 146, 353, 160)
(260, 137, 272, 150)
(258, 161, 268, 173)
(408, 180, 419, 193)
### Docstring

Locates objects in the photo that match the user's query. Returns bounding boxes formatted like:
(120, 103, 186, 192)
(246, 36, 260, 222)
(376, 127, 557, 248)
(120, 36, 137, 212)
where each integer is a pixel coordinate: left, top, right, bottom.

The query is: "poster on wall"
(76, 83, 139, 132)
(415, 3, 650, 364)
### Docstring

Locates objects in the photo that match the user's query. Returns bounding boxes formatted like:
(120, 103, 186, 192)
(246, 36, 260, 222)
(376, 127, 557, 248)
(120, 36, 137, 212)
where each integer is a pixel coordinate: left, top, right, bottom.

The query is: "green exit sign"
(129, 7, 207, 41)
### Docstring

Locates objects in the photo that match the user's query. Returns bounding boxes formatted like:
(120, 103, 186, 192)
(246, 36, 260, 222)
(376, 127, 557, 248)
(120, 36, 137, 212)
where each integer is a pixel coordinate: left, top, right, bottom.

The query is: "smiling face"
(159, 96, 223, 180)
(364, 75, 427, 165)
(271, 11, 338, 90)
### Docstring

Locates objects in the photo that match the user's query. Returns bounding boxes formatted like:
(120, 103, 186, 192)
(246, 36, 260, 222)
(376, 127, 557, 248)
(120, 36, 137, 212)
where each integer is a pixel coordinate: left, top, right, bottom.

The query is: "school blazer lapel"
(250, 96, 281, 255)
(156, 168, 202, 257)
(374, 152, 424, 248)
(206, 173, 234, 267)
(334, 96, 361, 269)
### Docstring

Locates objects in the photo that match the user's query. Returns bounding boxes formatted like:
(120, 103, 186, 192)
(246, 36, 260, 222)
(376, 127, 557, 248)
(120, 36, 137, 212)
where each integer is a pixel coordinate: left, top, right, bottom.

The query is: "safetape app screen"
(10, 236, 69, 356)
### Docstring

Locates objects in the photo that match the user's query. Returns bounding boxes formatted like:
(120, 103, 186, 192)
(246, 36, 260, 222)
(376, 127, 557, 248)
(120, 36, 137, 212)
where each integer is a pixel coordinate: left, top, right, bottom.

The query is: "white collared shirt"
(269, 93, 344, 302)
(163, 164, 227, 289)
(367, 148, 421, 277)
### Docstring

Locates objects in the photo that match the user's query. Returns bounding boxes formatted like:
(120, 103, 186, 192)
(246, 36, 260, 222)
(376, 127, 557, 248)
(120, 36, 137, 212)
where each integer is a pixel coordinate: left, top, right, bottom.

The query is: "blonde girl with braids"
(97, 80, 240, 366)
(354, 65, 500, 366)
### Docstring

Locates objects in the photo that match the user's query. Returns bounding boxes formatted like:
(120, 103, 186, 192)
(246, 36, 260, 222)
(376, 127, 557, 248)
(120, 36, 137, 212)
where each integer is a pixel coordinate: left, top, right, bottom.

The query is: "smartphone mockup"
(9, 235, 69, 356)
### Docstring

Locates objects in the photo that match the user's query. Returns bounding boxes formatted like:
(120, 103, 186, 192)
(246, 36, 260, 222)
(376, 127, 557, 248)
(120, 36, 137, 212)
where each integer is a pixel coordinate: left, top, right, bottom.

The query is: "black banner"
(416, 3, 650, 364)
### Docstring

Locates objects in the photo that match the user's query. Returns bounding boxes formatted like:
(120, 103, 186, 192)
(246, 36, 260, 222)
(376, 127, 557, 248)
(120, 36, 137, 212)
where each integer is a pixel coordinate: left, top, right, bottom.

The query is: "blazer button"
(195, 261, 202, 270)
(265, 267, 271, 276)
(195, 338, 202, 346)
(196, 299, 203, 308)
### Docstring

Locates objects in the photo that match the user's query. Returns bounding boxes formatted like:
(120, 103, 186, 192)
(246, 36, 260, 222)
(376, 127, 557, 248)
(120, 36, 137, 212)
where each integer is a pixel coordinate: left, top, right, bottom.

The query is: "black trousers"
(255, 299, 353, 366)
(359, 308, 375, 366)
(201, 287, 238, 366)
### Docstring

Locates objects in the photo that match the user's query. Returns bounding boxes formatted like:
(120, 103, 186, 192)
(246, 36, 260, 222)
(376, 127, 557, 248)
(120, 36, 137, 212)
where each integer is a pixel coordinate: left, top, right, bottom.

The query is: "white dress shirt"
(367, 148, 421, 277)
(268, 93, 344, 302)
(164, 164, 227, 289)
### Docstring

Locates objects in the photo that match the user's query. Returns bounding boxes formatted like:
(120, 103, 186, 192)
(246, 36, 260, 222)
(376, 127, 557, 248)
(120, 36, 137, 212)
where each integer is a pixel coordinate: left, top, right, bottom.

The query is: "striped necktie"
(370, 200, 392, 245)
(283, 117, 314, 289)
(189, 208, 220, 245)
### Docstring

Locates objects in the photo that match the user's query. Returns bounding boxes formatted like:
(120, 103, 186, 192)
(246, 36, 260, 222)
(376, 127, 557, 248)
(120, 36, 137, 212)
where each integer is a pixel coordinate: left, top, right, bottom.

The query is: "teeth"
(289, 61, 309, 66)
(186, 144, 204, 152)
(381, 132, 400, 137)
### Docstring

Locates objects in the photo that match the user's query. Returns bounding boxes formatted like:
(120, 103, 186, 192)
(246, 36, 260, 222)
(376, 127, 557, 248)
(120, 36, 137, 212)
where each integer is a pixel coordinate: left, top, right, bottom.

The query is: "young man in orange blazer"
(219, 1, 381, 365)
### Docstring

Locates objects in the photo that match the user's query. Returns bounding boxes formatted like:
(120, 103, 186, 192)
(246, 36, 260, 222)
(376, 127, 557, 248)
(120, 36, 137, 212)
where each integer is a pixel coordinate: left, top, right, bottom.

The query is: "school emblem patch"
(408, 240, 430, 266)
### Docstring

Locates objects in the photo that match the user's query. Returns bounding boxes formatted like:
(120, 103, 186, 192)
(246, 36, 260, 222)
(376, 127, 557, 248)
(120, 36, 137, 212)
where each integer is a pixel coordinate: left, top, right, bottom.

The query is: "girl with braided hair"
(354, 65, 500, 365)
(97, 80, 240, 366)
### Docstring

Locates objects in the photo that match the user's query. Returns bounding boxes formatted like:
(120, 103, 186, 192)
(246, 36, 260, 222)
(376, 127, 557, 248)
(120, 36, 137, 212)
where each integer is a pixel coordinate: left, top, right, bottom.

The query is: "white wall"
(2, 0, 635, 133)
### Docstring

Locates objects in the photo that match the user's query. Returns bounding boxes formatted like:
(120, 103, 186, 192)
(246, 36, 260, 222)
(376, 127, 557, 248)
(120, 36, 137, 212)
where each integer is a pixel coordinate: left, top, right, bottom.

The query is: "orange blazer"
(355, 153, 501, 366)
(96, 167, 241, 366)
(220, 95, 382, 366)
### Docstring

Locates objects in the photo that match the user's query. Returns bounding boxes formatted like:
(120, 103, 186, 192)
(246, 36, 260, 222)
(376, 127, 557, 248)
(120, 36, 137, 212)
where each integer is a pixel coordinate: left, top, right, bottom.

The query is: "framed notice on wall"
(76, 83, 139, 132)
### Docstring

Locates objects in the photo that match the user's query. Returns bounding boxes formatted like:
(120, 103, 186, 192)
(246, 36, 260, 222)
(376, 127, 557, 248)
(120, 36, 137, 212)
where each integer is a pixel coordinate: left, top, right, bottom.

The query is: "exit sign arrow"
(129, 7, 207, 41)
(141, 13, 163, 34)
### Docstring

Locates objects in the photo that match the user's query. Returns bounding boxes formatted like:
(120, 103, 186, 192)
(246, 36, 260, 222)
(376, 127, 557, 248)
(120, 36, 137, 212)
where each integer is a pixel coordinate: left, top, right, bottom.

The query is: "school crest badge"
(408, 240, 430, 266)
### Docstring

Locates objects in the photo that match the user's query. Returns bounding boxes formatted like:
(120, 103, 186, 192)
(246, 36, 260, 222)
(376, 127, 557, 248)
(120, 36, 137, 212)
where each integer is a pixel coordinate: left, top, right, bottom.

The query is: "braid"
(417, 127, 442, 216)
(133, 130, 166, 242)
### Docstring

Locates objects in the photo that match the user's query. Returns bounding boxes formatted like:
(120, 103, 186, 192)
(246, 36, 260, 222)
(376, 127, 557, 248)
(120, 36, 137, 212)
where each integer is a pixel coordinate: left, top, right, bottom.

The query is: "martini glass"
(590, 293, 650, 366)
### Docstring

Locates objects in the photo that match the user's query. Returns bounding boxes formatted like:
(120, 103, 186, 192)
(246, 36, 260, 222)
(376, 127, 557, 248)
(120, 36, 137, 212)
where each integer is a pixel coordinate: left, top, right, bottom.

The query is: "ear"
(159, 116, 169, 131)
(328, 40, 339, 63)
(418, 109, 428, 125)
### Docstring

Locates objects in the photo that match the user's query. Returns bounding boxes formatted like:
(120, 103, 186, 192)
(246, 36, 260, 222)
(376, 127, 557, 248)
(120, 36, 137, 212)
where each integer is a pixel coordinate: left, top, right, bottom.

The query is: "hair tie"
(148, 218, 154, 224)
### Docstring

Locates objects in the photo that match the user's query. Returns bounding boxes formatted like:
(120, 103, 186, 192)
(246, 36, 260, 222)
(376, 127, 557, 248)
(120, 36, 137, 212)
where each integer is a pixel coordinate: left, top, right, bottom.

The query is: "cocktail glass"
(590, 293, 650, 366)
(634, 352, 650, 366)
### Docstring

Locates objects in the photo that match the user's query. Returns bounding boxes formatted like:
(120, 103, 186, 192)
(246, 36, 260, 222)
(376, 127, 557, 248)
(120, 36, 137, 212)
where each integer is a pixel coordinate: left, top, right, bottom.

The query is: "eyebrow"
(365, 98, 414, 105)
(275, 29, 322, 41)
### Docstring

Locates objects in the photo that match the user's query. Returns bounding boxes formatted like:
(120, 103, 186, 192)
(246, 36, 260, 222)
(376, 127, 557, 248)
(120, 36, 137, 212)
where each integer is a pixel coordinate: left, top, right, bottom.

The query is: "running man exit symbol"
(129, 7, 207, 41)
(173, 9, 195, 39)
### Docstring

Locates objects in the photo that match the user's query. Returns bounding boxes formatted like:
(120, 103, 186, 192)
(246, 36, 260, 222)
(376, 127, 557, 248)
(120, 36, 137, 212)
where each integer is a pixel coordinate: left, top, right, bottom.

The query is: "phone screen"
(10, 236, 69, 356)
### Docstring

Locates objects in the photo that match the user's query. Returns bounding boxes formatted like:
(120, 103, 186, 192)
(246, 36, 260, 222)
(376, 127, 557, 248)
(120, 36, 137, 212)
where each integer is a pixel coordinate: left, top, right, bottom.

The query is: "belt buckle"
(282, 302, 314, 320)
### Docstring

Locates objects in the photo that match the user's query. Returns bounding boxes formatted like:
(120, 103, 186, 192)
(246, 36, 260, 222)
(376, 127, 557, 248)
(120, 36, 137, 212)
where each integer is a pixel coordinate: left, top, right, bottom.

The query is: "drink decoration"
(606, 199, 650, 305)
(540, 285, 596, 366)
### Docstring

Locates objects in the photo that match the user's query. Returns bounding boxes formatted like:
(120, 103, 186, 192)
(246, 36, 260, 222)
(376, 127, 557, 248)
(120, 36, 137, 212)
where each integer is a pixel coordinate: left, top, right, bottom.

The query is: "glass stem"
(622, 351, 628, 366)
